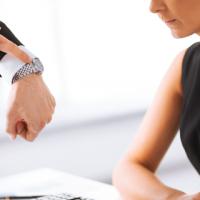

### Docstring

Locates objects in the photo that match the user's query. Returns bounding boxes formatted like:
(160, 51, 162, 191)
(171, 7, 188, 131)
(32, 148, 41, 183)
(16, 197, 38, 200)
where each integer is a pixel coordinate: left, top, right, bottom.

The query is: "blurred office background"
(0, 0, 199, 193)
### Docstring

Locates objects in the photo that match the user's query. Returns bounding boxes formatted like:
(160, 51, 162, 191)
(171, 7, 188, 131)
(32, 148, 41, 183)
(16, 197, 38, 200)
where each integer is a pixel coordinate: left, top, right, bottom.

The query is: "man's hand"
(6, 73, 56, 141)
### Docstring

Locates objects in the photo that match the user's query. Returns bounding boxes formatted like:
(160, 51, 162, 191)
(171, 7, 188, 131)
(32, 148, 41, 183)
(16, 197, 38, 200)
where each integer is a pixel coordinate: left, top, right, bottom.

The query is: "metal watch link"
(12, 57, 44, 84)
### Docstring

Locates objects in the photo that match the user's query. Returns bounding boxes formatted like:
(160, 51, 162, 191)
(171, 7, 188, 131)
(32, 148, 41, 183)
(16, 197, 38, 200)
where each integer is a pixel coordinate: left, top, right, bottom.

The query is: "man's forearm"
(112, 159, 185, 200)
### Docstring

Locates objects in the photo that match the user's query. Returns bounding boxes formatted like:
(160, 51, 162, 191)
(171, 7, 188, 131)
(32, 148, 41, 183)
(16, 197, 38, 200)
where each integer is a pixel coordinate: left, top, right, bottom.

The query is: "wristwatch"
(12, 57, 44, 84)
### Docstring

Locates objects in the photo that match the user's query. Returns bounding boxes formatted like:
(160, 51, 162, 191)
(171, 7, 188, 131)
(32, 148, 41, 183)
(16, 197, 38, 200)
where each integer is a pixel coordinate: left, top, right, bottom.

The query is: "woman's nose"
(149, 0, 165, 13)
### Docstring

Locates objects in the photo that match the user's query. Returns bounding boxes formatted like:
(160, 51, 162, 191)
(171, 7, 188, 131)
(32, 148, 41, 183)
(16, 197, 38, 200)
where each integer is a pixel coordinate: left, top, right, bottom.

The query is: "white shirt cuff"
(0, 45, 36, 84)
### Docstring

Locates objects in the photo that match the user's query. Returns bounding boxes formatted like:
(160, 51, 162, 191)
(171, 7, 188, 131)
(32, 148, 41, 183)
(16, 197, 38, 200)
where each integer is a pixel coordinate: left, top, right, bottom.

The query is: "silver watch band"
(12, 57, 44, 84)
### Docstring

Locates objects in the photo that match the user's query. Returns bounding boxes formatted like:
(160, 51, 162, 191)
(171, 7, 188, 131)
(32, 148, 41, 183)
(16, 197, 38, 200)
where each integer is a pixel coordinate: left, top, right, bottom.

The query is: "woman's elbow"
(112, 159, 136, 200)
(112, 158, 129, 192)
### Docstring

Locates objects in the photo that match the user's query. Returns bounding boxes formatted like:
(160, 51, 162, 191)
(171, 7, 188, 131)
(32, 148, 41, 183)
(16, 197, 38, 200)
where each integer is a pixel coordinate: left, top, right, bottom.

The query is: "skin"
(6, 73, 56, 141)
(149, 0, 200, 38)
(0, 33, 56, 141)
(112, 0, 200, 199)
(0, 35, 32, 63)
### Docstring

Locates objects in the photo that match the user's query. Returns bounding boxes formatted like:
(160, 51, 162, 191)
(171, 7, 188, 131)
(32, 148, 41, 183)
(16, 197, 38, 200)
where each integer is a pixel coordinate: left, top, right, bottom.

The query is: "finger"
(16, 121, 26, 133)
(17, 128, 27, 139)
(51, 95, 56, 107)
(25, 127, 38, 142)
(0, 35, 32, 63)
(49, 102, 55, 114)
(16, 121, 27, 139)
(6, 113, 18, 140)
(46, 116, 52, 124)
(44, 98, 55, 122)
(40, 121, 46, 129)
(46, 95, 56, 114)
(24, 121, 43, 142)
(10, 44, 32, 63)
(6, 125, 17, 140)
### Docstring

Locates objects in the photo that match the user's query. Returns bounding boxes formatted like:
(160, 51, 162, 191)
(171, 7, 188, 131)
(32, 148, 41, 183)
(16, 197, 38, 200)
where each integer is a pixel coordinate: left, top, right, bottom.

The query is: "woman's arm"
(112, 49, 188, 200)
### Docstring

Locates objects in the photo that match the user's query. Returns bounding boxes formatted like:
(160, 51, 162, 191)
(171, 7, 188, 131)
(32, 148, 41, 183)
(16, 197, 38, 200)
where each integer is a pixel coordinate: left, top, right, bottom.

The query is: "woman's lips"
(165, 19, 176, 24)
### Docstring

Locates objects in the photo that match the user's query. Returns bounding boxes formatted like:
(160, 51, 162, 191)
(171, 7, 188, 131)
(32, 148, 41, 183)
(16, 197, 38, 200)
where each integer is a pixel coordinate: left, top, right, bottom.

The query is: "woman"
(112, 0, 200, 199)
(0, 21, 56, 141)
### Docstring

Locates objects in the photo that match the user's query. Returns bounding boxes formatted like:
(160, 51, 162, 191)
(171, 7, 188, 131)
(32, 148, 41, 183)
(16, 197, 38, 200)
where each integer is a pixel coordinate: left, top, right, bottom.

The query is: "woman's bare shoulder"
(170, 48, 187, 97)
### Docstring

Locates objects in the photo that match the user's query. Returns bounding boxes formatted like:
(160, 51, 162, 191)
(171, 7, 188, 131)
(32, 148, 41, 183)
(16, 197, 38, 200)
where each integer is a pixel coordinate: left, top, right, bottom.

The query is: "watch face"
(32, 58, 44, 71)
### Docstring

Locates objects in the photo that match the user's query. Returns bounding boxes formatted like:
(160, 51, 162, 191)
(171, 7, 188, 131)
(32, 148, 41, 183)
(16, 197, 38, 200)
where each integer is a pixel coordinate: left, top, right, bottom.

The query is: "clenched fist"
(6, 73, 56, 141)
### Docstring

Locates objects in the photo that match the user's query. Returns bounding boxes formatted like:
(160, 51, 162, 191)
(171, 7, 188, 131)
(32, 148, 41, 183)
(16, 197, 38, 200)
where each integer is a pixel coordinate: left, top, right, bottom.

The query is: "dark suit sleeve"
(0, 21, 24, 60)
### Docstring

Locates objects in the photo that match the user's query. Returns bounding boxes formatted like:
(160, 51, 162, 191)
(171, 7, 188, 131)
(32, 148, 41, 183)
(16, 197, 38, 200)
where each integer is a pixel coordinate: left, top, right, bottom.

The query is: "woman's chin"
(170, 29, 193, 39)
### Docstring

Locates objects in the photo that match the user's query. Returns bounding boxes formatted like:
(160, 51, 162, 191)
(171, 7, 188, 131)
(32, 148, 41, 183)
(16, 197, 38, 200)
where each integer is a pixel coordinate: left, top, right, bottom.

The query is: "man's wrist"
(12, 57, 44, 84)
(0, 45, 44, 84)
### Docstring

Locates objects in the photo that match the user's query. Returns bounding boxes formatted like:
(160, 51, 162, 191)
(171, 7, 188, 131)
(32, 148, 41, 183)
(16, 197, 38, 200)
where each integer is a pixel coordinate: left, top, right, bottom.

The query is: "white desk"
(0, 168, 120, 200)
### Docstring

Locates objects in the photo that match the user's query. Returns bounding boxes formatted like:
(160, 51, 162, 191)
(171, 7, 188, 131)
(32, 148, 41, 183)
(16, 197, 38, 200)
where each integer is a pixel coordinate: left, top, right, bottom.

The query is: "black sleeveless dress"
(180, 41, 200, 175)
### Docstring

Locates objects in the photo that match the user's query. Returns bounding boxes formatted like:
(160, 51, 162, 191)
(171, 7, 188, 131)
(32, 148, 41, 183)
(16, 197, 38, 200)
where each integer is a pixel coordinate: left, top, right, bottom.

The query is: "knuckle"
(40, 121, 46, 128)
(51, 96, 56, 107)
(47, 116, 52, 124)
(50, 106, 55, 114)
(32, 125, 40, 132)
(26, 132, 38, 142)
(27, 123, 39, 133)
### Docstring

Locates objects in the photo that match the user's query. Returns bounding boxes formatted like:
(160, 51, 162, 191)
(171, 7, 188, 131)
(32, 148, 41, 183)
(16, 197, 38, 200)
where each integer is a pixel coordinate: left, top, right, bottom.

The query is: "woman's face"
(149, 0, 200, 38)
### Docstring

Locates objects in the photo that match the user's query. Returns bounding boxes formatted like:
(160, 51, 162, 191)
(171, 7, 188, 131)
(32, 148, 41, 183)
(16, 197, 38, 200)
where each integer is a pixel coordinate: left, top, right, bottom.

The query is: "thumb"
(16, 121, 27, 138)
